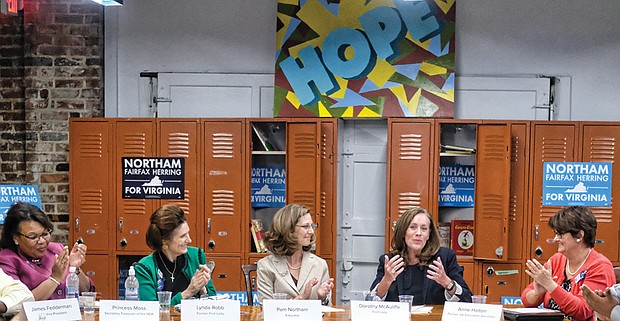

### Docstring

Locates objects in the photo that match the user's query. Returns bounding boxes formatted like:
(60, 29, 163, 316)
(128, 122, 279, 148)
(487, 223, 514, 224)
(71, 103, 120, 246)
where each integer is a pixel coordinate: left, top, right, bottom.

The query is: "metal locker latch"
(495, 246, 503, 258)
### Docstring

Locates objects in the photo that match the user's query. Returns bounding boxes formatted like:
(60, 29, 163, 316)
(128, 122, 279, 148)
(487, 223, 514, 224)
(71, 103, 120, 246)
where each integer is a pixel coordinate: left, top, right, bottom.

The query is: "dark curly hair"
(263, 204, 315, 256)
(0, 202, 54, 253)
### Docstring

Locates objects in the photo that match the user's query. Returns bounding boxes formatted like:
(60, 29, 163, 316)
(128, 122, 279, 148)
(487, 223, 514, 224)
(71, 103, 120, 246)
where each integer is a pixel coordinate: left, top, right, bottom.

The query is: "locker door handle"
(535, 225, 539, 241)
(75, 217, 80, 231)
(207, 218, 211, 234)
(119, 217, 124, 232)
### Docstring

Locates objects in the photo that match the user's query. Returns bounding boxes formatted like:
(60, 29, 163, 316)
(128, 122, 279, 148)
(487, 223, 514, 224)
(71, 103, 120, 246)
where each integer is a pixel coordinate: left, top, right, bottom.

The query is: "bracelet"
(49, 276, 61, 286)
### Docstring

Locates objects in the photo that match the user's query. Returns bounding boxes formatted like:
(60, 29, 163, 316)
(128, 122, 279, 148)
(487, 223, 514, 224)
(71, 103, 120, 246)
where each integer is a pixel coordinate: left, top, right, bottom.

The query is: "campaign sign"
(122, 157, 184, 199)
(542, 162, 612, 206)
(0, 185, 43, 224)
(251, 166, 286, 208)
(439, 164, 475, 207)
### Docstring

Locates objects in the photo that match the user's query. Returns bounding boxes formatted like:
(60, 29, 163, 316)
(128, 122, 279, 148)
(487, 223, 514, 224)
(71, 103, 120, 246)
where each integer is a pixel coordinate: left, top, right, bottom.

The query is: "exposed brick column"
(0, 13, 26, 184)
(0, 0, 104, 242)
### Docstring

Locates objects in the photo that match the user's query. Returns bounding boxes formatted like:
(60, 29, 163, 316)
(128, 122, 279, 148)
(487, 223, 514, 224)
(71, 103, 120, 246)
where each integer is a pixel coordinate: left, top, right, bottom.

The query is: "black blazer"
(370, 247, 472, 304)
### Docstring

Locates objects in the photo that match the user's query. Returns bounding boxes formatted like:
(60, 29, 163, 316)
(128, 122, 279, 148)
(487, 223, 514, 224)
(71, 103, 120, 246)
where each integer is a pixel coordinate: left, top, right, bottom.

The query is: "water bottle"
(125, 266, 140, 300)
(65, 266, 80, 299)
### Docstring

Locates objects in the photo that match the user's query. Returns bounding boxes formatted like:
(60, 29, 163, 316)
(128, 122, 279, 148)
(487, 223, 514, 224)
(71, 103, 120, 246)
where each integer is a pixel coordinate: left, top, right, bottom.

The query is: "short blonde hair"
(263, 204, 315, 256)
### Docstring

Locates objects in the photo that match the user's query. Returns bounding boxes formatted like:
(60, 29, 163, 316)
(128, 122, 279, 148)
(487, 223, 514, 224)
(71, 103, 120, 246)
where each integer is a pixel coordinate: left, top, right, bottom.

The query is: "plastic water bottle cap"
(69, 266, 76, 273)
(129, 266, 136, 276)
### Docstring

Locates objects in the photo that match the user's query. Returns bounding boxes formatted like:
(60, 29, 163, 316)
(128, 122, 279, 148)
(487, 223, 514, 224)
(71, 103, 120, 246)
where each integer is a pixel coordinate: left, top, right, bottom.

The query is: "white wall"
(456, 0, 620, 120)
(106, 0, 620, 120)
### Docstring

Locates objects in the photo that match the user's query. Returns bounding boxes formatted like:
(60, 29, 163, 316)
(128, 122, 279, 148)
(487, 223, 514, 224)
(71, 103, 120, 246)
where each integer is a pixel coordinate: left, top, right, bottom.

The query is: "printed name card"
(181, 299, 240, 321)
(99, 300, 159, 321)
(350, 300, 409, 321)
(262, 299, 321, 321)
(23, 298, 81, 321)
(441, 301, 503, 321)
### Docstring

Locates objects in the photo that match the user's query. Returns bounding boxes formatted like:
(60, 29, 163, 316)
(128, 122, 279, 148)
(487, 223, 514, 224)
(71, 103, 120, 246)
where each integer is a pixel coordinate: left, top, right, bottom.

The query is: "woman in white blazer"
(257, 204, 334, 305)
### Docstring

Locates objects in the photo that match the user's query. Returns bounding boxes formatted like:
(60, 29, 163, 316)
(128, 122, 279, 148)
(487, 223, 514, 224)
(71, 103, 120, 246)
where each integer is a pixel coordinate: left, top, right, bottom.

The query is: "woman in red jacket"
(522, 206, 615, 321)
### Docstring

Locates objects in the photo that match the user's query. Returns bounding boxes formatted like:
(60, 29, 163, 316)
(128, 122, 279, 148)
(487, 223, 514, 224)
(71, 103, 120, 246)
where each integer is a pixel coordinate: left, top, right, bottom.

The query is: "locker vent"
(292, 133, 315, 158)
(167, 133, 190, 157)
(212, 190, 235, 215)
(398, 192, 421, 214)
(79, 134, 103, 158)
(398, 133, 422, 160)
(211, 133, 234, 159)
(79, 190, 103, 214)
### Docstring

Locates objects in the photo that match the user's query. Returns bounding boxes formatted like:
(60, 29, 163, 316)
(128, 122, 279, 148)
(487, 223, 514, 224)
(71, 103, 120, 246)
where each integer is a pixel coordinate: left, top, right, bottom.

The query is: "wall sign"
(251, 166, 286, 207)
(122, 157, 184, 199)
(542, 162, 612, 206)
(439, 164, 475, 207)
(0, 184, 42, 224)
(274, 0, 456, 118)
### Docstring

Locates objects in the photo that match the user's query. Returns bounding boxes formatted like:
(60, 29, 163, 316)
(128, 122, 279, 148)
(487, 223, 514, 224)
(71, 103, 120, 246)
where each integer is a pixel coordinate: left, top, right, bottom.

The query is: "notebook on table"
(503, 308, 565, 321)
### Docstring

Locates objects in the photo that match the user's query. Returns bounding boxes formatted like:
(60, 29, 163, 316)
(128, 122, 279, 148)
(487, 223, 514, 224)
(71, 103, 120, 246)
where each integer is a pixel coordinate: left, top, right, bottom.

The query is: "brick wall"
(0, 0, 103, 243)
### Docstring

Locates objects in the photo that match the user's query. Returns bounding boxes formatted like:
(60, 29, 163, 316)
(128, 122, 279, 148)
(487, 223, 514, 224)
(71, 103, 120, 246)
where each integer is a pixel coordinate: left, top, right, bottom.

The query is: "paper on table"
(321, 306, 346, 313)
(411, 305, 432, 314)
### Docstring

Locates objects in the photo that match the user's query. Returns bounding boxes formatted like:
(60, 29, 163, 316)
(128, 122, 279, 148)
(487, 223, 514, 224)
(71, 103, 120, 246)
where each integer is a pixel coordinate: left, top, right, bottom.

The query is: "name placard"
(441, 301, 503, 321)
(262, 299, 321, 321)
(350, 300, 409, 321)
(181, 299, 240, 321)
(99, 300, 159, 321)
(23, 298, 81, 321)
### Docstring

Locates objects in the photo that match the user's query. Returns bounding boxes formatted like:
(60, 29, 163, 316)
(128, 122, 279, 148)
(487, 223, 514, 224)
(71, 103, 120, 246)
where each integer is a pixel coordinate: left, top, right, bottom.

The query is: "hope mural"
(274, 0, 456, 118)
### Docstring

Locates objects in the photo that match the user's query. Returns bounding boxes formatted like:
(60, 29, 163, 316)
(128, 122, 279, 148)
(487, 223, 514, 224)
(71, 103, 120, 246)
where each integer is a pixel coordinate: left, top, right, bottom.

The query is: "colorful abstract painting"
(274, 0, 456, 118)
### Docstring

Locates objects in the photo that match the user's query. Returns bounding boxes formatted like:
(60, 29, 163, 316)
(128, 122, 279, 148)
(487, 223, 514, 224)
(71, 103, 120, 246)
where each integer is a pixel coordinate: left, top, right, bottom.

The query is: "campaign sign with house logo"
(251, 166, 285, 208)
(439, 164, 475, 207)
(122, 157, 184, 199)
(543, 162, 612, 206)
(0, 185, 43, 224)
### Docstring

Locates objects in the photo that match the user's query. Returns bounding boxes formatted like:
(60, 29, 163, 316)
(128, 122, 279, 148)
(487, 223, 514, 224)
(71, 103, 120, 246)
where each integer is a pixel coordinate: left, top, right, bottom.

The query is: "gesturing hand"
(52, 246, 70, 281)
(317, 278, 334, 300)
(186, 266, 211, 296)
(69, 242, 87, 268)
(299, 277, 319, 300)
(525, 259, 557, 293)
(383, 255, 404, 283)
(582, 285, 617, 318)
(427, 257, 450, 288)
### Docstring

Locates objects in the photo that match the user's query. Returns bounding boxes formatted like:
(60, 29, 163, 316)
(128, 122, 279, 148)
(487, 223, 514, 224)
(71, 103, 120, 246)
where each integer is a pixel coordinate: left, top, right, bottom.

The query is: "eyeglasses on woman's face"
(18, 229, 52, 243)
(296, 223, 318, 230)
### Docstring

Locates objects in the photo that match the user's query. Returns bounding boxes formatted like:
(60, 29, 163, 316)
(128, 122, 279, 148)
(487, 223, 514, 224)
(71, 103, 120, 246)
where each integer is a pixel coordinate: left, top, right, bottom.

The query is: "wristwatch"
(446, 280, 455, 291)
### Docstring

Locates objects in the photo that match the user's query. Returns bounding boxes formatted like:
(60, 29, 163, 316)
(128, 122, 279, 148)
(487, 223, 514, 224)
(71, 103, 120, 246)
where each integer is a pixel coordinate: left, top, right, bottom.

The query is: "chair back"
(241, 263, 257, 306)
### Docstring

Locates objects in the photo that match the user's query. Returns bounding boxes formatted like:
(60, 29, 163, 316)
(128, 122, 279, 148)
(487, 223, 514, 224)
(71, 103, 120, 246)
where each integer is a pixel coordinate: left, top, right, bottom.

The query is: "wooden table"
(237, 305, 446, 321)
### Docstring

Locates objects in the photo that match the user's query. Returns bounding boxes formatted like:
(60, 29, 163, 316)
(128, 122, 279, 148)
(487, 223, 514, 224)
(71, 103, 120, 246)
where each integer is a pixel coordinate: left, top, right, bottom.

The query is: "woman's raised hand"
(69, 242, 87, 268)
(317, 278, 334, 300)
(383, 255, 404, 283)
(427, 257, 451, 287)
(185, 265, 211, 297)
(52, 246, 70, 280)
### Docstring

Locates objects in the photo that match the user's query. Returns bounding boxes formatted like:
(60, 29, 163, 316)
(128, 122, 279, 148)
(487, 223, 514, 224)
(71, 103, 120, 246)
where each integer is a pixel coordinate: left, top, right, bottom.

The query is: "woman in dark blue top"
(370, 207, 472, 304)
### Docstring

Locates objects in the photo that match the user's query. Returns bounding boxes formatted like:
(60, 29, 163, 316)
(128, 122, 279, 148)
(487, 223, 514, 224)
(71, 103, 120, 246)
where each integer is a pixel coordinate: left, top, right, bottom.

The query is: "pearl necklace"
(286, 258, 301, 271)
(567, 249, 592, 276)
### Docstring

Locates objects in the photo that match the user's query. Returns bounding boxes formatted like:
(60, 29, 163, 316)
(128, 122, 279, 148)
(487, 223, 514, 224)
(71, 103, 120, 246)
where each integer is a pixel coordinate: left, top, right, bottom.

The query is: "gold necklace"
(567, 249, 592, 276)
(158, 251, 177, 282)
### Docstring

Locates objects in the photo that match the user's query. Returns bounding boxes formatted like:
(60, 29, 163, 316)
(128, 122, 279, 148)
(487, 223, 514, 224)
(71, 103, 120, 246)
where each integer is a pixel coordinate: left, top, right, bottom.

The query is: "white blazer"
(257, 251, 331, 305)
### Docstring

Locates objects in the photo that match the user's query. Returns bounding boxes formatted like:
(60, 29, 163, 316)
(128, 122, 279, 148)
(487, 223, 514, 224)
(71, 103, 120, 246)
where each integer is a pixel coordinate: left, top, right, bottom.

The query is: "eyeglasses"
(296, 223, 318, 230)
(18, 229, 52, 242)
